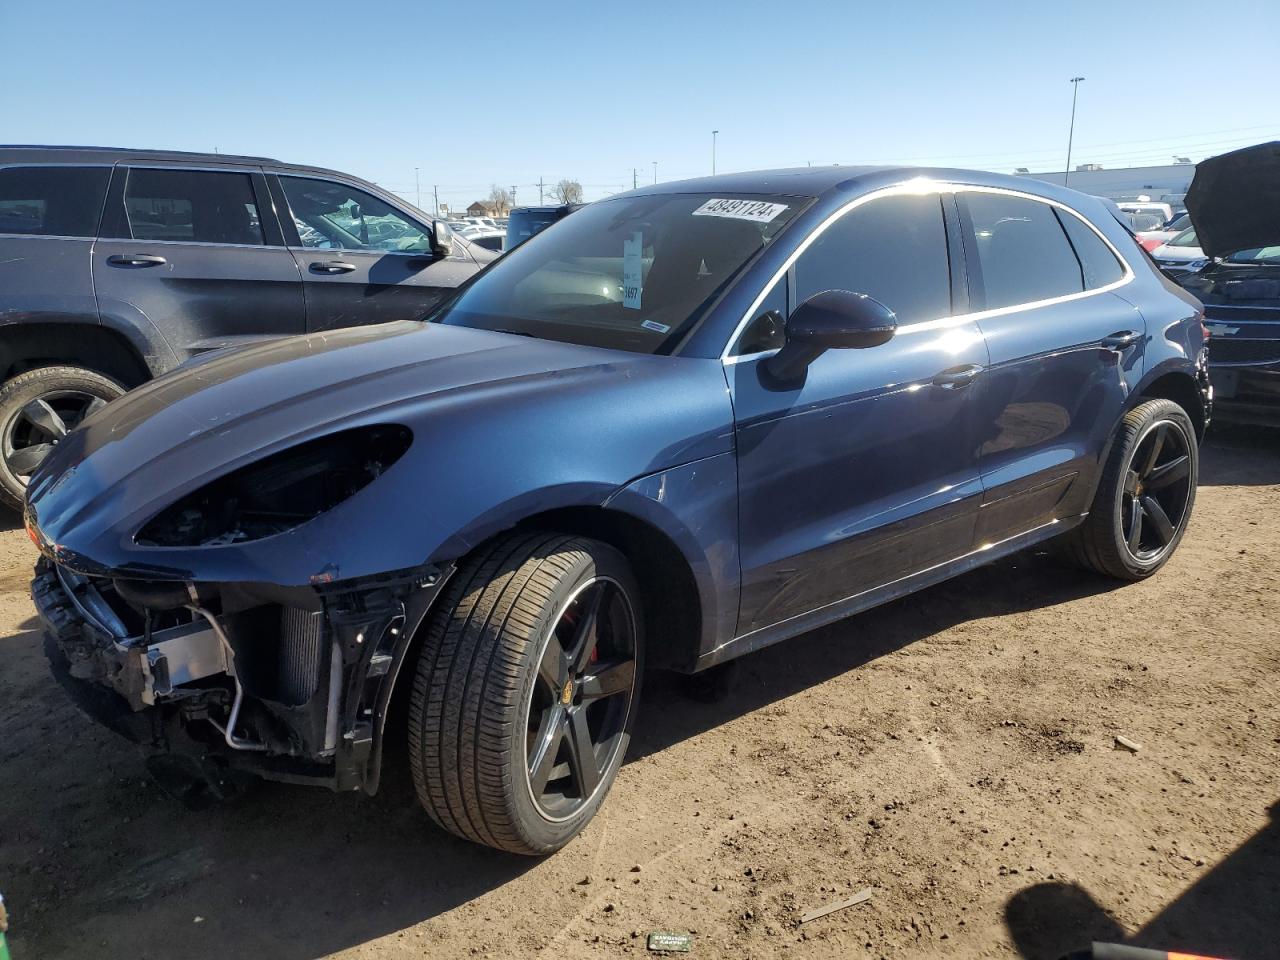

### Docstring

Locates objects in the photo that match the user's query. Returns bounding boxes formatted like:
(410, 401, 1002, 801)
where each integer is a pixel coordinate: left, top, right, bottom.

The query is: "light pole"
(653, 161, 657, 184)
(1063, 77, 1085, 188)
(712, 130, 719, 175)
(415, 167, 421, 210)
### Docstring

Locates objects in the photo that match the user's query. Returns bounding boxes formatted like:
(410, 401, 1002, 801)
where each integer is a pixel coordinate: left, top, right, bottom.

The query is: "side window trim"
(275, 174, 431, 256)
(723, 182, 1138, 362)
(101, 164, 271, 247)
(265, 174, 302, 246)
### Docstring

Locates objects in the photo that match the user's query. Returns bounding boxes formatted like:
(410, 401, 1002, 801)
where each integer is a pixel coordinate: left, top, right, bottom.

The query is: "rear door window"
(964, 193, 1084, 310)
(1056, 209, 1126, 289)
(123, 168, 264, 245)
(791, 192, 952, 325)
(0, 166, 111, 237)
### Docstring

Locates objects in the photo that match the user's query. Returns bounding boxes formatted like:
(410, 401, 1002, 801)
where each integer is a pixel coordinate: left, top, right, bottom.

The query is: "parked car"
(505, 203, 583, 250)
(1180, 141, 1280, 422)
(30, 166, 1209, 856)
(466, 230, 506, 252)
(1150, 227, 1207, 277)
(0, 146, 493, 509)
(1137, 212, 1191, 252)
(1117, 200, 1175, 224)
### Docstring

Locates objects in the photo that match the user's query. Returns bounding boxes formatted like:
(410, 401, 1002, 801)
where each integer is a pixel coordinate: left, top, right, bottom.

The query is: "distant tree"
(487, 184, 512, 216)
(552, 179, 584, 204)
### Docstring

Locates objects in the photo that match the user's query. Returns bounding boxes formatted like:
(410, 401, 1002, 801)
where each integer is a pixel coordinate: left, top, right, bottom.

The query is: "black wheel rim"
(2, 390, 107, 482)
(524, 576, 637, 822)
(1121, 419, 1193, 562)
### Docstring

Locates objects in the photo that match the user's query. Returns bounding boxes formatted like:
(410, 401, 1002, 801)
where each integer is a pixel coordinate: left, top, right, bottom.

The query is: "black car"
(1181, 141, 1280, 422)
(0, 146, 493, 508)
(29, 165, 1208, 855)
(505, 203, 583, 250)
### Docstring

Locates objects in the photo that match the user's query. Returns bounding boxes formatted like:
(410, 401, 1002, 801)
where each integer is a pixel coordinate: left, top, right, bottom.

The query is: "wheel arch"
(0, 322, 152, 388)
(1134, 365, 1206, 441)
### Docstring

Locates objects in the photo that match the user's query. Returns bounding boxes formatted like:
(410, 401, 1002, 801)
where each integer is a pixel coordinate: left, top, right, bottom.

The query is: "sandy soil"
(2, 426, 1277, 960)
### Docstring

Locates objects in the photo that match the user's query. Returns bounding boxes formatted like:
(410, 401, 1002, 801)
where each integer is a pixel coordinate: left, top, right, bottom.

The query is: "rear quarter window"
(1056, 209, 1126, 289)
(0, 166, 111, 237)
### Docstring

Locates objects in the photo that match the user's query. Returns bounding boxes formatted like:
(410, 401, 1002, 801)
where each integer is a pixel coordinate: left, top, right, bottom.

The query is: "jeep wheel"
(1065, 398, 1198, 581)
(0, 366, 125, 511)
(408, 532, 642, 855)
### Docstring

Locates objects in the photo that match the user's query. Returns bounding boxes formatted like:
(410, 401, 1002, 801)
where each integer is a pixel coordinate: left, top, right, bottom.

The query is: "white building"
(1015, 163, 1196, 206)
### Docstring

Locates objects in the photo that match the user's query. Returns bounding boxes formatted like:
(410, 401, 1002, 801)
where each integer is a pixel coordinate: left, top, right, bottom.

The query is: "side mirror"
(430, 219, 454, 258)
(764, 290, 897, 381)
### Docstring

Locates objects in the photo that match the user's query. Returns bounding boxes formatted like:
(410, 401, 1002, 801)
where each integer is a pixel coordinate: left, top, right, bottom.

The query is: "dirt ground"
(2, 425, 1277, 960)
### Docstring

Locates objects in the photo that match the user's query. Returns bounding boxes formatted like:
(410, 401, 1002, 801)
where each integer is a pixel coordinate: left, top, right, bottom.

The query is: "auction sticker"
(693, 198, 788, 223)
(623, 231, 643, 310)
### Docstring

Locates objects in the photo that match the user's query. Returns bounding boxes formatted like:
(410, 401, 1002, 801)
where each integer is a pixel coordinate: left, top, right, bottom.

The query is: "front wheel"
(1065, 398, 1198, 581)
(408, 532, 642, 855)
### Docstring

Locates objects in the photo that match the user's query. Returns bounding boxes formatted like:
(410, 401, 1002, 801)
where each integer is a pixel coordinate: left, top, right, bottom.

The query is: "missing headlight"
(136, 425, 412, 547)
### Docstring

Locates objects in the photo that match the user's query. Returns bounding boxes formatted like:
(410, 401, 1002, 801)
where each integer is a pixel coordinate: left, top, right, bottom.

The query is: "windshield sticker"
(622, 231, 643, 310)
(693, 198, 789, 223)
(641, 319, 670, 334)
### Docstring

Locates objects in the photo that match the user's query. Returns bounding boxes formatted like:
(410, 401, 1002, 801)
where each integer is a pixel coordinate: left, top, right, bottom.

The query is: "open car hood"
(1185, 141, 1280, 260)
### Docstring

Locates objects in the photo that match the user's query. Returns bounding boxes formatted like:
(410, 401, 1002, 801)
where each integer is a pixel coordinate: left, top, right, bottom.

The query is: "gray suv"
(0, 146, 491, 509)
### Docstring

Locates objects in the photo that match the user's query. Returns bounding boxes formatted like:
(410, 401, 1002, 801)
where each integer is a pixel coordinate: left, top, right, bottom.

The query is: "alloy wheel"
(1120, 418, 1194, 562)
(525, 576, 637, 822)
(2, 390, 107, 481)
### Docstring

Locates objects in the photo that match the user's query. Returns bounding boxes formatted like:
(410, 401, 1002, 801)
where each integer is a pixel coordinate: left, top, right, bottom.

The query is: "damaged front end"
(33, 557, 451, 804)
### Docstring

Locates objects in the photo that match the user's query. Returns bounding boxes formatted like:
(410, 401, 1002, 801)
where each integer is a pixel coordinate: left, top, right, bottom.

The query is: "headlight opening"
(136, 425, 412, 547)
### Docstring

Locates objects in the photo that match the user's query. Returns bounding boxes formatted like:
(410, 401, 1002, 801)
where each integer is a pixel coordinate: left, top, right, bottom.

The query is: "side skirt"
(694, 514, 1086, 671)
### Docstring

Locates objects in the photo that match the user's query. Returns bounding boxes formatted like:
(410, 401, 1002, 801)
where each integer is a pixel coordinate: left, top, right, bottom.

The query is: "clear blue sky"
(5, 0, 1277, 209)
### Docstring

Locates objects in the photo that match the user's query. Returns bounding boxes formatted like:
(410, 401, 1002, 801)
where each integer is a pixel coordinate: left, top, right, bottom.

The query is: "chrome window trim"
(722, 180, 1137, 363)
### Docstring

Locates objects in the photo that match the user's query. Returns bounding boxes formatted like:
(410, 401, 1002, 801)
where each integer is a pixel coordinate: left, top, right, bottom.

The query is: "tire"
(0, 365, 125, 511)
(408, 532, 643, 855)
(1064, 398, 1198, 581)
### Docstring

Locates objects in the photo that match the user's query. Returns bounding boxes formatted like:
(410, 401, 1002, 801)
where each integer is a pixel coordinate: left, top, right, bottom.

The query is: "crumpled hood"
(1186, 141, 1280, 259)
(25, 320, 731, 583)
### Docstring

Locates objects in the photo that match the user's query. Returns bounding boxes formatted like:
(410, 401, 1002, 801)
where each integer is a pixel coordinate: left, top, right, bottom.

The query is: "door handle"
(309, 261, 357, 274)
(106, 254, 166, 267)
(1101, 330, 1142, 350)
(932, 363, 984, 389)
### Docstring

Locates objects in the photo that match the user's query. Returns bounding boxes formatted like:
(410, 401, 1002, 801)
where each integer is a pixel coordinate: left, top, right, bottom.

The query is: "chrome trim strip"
(721, 180, 1137, 362)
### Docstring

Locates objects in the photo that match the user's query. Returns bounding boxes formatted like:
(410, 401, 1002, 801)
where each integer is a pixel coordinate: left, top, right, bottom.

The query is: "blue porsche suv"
(29, 166, 1209, 855)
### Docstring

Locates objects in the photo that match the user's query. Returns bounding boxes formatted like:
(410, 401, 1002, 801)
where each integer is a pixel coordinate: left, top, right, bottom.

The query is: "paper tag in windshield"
(622, 231, 643, 310)
(693, 198, 788, 223)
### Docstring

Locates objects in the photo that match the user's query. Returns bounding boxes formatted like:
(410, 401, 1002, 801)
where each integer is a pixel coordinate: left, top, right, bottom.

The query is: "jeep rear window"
(435, 192, 805, 354)
(0, 166, 111, 238)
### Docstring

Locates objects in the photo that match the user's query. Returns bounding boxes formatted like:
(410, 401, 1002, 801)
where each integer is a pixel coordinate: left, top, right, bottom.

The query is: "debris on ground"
(646, 931, 694, 953)
(798, 887, 874, 924)
(1114, 735, 1143, 753)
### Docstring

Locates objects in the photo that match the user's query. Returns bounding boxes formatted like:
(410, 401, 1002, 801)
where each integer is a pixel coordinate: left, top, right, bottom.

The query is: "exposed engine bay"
(33, 556, 449, 803)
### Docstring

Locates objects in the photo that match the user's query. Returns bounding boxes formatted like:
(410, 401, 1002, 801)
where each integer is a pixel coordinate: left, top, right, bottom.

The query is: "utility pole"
(538, 177, 545, 204)
(433, 184, 439, 217)
(633, 168, 638, 190)
(653, 161, 657, 184)
(1064, 77, 1085, 188)
(415, 167, 421, 210)
(712, 130, 719, 175)
(510, 184, 517, 212)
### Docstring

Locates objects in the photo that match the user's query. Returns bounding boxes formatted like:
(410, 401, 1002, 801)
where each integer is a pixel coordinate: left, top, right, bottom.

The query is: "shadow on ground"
(1004, 802, 1280, 959)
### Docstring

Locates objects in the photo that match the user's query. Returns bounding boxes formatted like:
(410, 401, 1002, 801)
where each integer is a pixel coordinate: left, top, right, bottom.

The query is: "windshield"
(1226, 246, 1280, 264)
(436, 193, 805, 353)
(1169, 227, 1199, 248)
